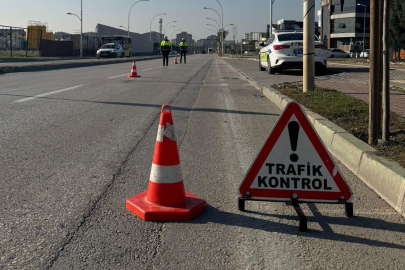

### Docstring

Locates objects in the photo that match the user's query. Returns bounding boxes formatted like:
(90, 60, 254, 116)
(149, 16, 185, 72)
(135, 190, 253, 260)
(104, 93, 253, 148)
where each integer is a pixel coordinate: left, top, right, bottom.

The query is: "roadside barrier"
(126, 105, 206, 221)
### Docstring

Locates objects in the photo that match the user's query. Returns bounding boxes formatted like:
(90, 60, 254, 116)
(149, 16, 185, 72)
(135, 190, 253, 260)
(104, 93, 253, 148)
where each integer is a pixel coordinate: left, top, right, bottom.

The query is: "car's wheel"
(259, 56, 266, 71)
(121, 52, 125, 58)
(267, 58, 275, 74)
(330, 55, 335, 58)
(316, 66, 327, 76)
(346, 55, 350, 58)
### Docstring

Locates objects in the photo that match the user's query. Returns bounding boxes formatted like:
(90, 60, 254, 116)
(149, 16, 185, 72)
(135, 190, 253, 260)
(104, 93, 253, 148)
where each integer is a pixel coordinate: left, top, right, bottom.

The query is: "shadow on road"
(190, 205, 405, 250)
(4, 94, 278, 116)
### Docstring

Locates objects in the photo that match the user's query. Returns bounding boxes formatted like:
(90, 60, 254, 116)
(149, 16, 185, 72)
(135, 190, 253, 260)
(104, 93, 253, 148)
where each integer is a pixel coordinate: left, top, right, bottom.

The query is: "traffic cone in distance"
(126, 105, 206, 221)
(173, 56, 178, 64)
(127, 60, 141, 78)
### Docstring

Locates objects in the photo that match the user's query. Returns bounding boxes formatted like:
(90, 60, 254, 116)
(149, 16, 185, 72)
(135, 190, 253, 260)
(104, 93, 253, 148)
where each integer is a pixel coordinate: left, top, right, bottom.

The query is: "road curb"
(0, 56, 167, 74)
(225, 60, 405, 218)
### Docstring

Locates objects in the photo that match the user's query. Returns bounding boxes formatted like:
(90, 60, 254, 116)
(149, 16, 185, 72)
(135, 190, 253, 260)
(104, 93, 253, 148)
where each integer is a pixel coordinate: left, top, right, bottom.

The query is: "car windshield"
(101, 44, 115, 49)
(277, 33, 319, 41)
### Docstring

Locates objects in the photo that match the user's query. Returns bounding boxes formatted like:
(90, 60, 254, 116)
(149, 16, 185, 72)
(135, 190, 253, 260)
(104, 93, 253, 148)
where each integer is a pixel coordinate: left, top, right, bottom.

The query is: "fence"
(70, 35, 100, 56)
(0, 25, 43, 57)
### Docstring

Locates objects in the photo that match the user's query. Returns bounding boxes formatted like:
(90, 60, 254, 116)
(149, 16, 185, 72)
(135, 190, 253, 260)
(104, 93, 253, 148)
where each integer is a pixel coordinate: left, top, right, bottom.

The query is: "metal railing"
(0, 25, 43, 57)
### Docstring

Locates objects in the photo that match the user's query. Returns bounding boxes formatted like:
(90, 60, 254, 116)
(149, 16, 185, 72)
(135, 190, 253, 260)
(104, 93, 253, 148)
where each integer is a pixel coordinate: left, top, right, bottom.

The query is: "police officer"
(161, 36, 171, 66)
(179, 38, 188, 64)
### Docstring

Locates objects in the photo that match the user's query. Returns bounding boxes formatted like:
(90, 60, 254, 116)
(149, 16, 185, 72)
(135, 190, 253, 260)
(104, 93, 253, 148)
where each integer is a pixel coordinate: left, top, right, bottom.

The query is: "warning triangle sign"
(239, 102, 352, 202)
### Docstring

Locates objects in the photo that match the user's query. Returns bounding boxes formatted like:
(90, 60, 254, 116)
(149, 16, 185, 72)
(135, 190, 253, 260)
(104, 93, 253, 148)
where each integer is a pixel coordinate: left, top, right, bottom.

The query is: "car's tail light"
(315, 45, 327, 50)
(273, 45, 290, 50)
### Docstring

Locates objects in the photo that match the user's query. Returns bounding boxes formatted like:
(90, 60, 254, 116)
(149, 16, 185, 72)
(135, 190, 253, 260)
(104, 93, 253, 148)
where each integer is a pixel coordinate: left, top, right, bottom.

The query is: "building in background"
(54, 32, 71, 41)
(175, 32, 192, 46)
(96, 24, 163, 54)
(244, 32, 267, 41)
(320, 0, 370, 51)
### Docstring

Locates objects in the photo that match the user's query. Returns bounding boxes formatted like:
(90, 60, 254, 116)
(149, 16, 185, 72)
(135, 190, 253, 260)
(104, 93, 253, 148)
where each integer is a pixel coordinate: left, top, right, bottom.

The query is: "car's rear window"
(101, 44, 115, 49)
(277, 33, 319, 41)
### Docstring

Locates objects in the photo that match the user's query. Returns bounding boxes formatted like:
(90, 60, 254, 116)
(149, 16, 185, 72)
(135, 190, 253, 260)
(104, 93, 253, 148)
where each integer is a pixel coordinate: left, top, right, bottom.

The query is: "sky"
(1, 0, 321, 41)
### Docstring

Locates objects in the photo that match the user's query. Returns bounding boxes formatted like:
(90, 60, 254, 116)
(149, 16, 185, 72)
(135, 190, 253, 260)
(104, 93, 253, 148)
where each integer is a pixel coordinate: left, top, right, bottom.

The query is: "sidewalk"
(224, 59, 405, 118)
(0, 55, 165, 73)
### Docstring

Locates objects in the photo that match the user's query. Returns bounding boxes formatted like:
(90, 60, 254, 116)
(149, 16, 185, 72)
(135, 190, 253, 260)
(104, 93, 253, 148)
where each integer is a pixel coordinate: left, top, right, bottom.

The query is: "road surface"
(1, 55, 404, 269)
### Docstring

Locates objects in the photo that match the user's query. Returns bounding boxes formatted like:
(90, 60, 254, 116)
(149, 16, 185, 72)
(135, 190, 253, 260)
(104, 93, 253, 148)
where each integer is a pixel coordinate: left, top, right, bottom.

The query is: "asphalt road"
(1, 55, 405, 269)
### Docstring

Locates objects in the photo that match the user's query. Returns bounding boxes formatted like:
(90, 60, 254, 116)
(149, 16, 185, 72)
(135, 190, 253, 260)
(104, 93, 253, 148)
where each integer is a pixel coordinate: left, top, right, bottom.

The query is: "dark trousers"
(162, 52, 169, 66)
(180, 51, 186, 63)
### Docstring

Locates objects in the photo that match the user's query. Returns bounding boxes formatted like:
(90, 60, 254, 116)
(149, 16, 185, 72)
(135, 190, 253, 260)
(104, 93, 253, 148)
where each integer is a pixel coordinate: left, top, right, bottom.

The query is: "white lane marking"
(108, 73, 129, 79)
(141, 68, 153, 71)
(14, 85, 83, 103)
(149, 164, 183, 184)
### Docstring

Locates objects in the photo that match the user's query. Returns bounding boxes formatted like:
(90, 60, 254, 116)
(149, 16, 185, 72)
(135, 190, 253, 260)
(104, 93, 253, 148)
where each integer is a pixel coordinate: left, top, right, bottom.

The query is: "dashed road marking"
(14, 85, 83, 103)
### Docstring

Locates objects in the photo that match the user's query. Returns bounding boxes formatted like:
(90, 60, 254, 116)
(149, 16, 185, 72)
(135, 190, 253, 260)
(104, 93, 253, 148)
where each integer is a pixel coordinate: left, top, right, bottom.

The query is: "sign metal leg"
(291, 196, 308, 232)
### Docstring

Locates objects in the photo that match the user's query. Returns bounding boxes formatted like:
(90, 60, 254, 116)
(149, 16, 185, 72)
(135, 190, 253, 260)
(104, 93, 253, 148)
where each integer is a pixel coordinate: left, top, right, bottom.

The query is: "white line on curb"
(328, 62, 369, 68)
(329, 62, 405, 71)
(14, 85, 83, 103)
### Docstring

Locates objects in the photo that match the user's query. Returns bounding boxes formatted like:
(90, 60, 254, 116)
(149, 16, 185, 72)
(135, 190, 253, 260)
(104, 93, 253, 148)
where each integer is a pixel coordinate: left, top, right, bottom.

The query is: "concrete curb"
(0, 55, 169, 74)
(225, 60, 405, 218)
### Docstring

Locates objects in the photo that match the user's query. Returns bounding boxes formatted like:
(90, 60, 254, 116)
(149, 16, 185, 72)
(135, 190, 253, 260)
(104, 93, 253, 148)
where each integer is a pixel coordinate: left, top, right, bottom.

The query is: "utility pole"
(80, 0, 83, 58)
(382, 0, 390, 143)
(303, 0, 315, 93)
(369, 0, 380, 145)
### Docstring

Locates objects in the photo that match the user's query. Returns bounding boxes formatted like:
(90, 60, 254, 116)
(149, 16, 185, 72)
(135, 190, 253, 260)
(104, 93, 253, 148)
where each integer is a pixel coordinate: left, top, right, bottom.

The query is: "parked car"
(244, 50, 257, 55)
(327, 48, 351, 58)
(258, 32, 327, 75)
(170, 50, 177, 55)
(359, 49, 370, 58)
(97, 43, 124, 58)
(201, 50, 206, 54)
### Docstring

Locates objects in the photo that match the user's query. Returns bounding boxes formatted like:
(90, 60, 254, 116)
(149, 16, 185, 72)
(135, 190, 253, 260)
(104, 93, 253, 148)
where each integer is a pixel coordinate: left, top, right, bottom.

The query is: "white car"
(327, 48, 351, 58)
(259, 32, 327, 75)
(359, 50, 370, 58)
(97, 43, 124, 58)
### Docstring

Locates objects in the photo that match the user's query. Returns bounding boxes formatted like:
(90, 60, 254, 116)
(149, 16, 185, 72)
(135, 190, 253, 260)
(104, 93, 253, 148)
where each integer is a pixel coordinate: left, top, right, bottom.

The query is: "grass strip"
(273, 82, 405, 168)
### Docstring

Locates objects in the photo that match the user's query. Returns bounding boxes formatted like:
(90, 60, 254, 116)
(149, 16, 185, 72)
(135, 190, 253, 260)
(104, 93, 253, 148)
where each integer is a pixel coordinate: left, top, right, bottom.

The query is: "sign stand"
(238, 194, 353, 232)
(238, 102, 354, 232)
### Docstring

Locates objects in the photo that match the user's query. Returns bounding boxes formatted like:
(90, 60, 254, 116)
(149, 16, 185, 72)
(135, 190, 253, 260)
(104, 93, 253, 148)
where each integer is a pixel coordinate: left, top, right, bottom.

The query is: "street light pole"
(171, 29, 181, 51)
(207, 24, 218, 31)
(164, 21, 177, 36)
(165, 26, 175, 37)
(150, 13, 166, 41)
(270, 0, 276, 36)
(81, 0, 82, 58)
(357, 3, 366, 57)
(67, 7, 82, 57)
(215, 0, 224, 57)
(128, 0, 149, 37)
(204, 7, 222, 56)
(207, 18, 220, 29)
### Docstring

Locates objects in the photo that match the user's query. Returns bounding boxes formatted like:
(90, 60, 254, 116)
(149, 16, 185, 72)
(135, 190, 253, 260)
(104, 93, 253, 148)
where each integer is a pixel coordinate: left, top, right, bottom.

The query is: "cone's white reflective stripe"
(150, 164, 183, 184)
(156, 123, 176, 142)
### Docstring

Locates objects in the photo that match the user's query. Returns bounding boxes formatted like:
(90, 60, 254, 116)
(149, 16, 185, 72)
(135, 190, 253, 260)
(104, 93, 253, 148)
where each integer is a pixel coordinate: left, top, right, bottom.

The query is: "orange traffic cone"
(173, 56, 178, 64)
(126, 105, 206, 221)
(127, 60, 141, 78)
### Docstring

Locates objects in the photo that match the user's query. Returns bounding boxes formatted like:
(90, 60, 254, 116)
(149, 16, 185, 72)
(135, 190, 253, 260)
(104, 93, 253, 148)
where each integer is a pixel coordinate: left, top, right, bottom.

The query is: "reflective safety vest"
(179, 42, 188, 51)
(161, 40, 171, 51)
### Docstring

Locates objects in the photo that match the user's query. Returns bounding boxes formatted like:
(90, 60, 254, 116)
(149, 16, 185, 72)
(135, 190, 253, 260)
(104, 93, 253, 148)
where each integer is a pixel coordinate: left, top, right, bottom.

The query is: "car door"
(260, 35, 275, 66)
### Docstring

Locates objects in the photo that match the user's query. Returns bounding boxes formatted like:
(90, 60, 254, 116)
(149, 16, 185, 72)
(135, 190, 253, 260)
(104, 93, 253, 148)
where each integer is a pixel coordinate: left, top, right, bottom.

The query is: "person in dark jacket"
(161, 36, 171, 66)
(179, 38, 188, 64)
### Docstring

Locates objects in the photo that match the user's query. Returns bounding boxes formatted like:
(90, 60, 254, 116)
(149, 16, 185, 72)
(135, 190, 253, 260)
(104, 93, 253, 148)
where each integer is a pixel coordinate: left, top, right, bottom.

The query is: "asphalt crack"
(46, 59, 213, 269)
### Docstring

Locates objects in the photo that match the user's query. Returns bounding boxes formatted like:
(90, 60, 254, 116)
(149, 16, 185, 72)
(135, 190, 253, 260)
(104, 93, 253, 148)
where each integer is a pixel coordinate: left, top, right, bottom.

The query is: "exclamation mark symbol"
(288, 121, 300, 162)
